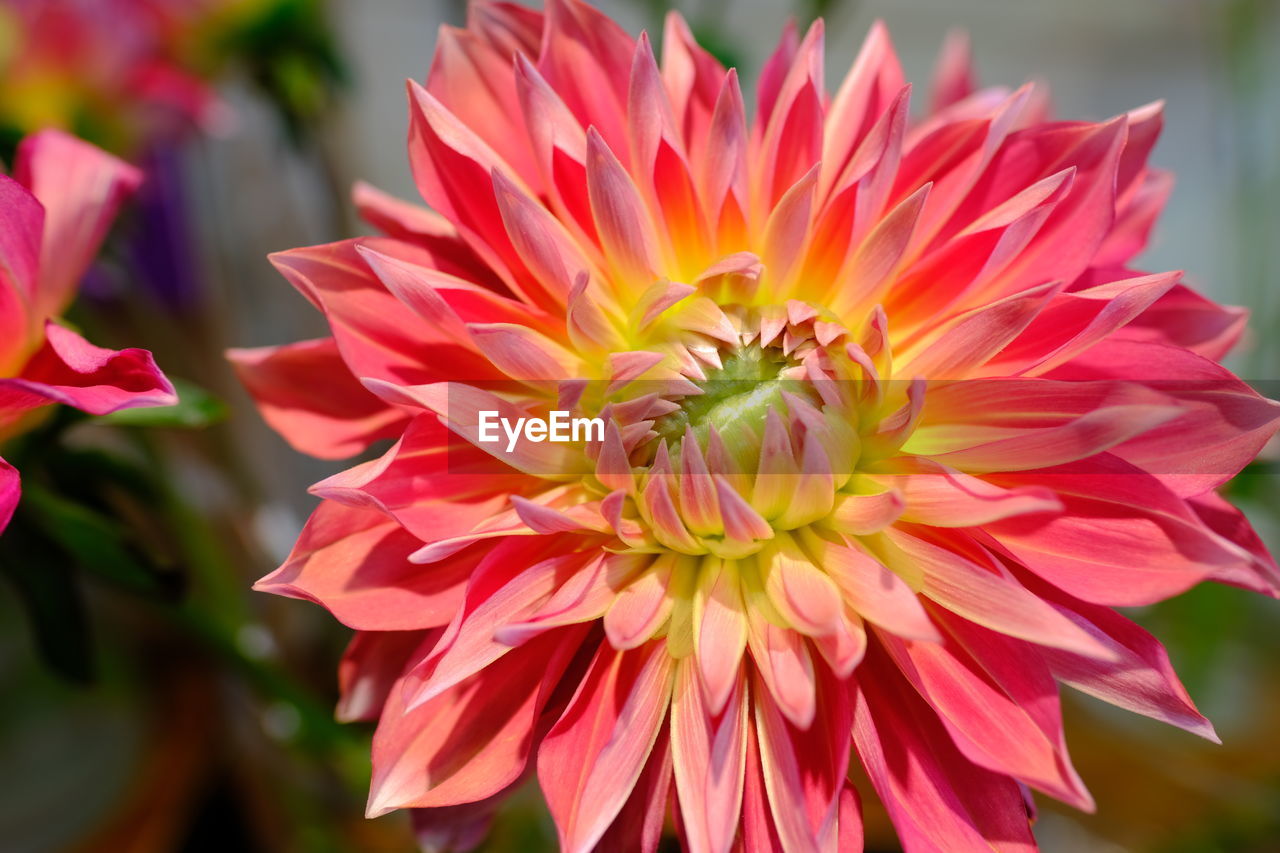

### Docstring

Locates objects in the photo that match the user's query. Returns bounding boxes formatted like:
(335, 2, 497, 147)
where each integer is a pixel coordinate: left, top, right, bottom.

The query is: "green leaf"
(19, 483, 180, 600)
(98, 378, 227, 429)
(0, 525, 95, 684)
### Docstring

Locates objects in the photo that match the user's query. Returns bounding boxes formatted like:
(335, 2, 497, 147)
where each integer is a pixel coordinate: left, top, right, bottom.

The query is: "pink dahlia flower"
(232, 2, 1280, 850)
(1, 129, 177, 531)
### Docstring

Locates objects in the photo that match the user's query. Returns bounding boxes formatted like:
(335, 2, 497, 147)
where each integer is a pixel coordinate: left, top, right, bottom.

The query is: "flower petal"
(539, 640, 674, 853)
(887, 526, 1115, 658)
(367, 627, 585, 816)
(1, 321, 175, 416)
(227, 338, 406, 460)
(255, 501, 474, 631)
(13, 129, 142, 317)
(671, 660, 747, 853)
(853, 642, 1038, 853)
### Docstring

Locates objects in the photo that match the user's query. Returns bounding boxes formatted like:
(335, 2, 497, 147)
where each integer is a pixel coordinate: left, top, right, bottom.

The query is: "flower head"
(1, 129, 177, 531)
(233, 2, 1280, 851)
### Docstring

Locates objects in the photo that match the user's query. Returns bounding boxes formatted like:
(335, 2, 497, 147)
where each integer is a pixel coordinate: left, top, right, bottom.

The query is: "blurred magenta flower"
(233, 2, 1280, 850)
(0, 129, 176, 530)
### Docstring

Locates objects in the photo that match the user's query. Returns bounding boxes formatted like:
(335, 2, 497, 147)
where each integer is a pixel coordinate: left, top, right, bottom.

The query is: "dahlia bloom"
(1, 129, 176, 531)
(232, 2, 1280, 850)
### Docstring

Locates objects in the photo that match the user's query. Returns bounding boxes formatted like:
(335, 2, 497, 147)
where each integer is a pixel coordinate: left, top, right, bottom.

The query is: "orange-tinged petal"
(539, 639, 674, 853)
(671, 661, 747, 853)
(693, 557, 748, 714)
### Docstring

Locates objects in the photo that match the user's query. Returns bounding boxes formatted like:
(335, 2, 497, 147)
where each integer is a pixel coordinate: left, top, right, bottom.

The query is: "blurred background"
(1, 0, 1278, 850)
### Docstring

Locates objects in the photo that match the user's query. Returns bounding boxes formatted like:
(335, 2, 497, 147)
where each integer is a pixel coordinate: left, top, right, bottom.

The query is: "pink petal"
(753, 661, 855, 852)
(760, 533, 843, 637)
(0, 457, 19, 534)
(823, 21, 906, 195)
(671, 661, 747, 853)
(836, 783, 864, 850)
(825, 182, 929, 317)
(307, 415, 518, 544)
(740, 713, 785, 851)
(1097, 170, 1173, 268)
(338, 630, 438, 722)
(537, 0, 634, 158)
(539, 640, 674, 853)
(468, 0, 544, 58)
(268, 238, 494, 387)
(1122, 282, 1247, 362)
(13, 129, 142, 318)
(761, 165, 819, 289)
(427, 23, 539, 190)
(887, 526, 1115, 658)
(1190, 491, 1280, 596)
(1048, 339, 1280, 495)
(898, 281, 1061, 379)
(906, 377, 1182, 472)
(586, 128, 663, 283)
(594, 727, 673, 853)
(0, 176, 42, 369)
(877, 460, 1062, 527)
(661, 11, 727, 162)
(227, 338, 406, 460)
(817, 537, 941, 642)
(991, 271, 1180, 375)
(368, 627, 585, 816)
(853, 642, 1038, 853)
(406, 80, 548, 307)
(755, 22, 824, 208)
(1020, 573, 1220, 741)
(881, 617, 1094, 810)
(605, 555, 676, 650)
(984, 455, 1252, 605)
(467, 321, 584, 381)
(930, 30, 975, 113)
(254, 501, 472, 631)
(828, 488, 905, 535)
(492, 168, 597, 304)
(495, 551, 619, 644)
(952, 118, 1128, 298)
(693, 558, 748, 714)
(402, 539, 594, 708)
(352, 180, 455, 243)
(698, 71, 749, 227)
(746, 607, 816, 729)
(1, 321, 175, 416)
(364, 380, 583, 477)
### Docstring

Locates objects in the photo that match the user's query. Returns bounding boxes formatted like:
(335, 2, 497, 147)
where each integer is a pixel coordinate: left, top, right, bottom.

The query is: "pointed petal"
(853, 642, 1038, 853)
(13, 129, 142, 317)
(671, 661, 747, 853)
(693, 558, 748, 714)
(228, 338, 405, 460)
(819, 537, 941, 642)
(255, 502, 473, 631)
(367, 628, 584, 815)
(887, 527, 1116, 658)
(1, 321, 175, 416)
(338, 630, 437, 722)
(539, 640, 674, 853)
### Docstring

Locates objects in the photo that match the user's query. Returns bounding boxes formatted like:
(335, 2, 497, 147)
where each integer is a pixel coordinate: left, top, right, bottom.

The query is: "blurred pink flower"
(0, 0, 224, 150)
(233, 2, 1280, 851)
(1, 129, 177, 530)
